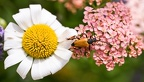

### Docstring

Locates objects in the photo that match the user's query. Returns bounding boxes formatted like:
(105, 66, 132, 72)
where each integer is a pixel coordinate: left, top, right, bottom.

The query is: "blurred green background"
(1, 0, 144, 82)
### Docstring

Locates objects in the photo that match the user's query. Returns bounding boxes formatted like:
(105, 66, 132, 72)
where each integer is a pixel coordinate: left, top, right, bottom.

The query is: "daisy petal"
(54, 47, 72, 60)
(4, 32, 21, 41)
(40, 8, 56, 25)
(4, 39, 22, 51)
(30, 4, 42, 24)
(39, 59, 52, 76)
(13, 10, 33, 30)
(49, 20, 62, 31)
(31, 59, 51, 80)
(18, 8, 33, 27)
(17, 56, 33, 79)
(55, 26, 67, 37)
(45, 55, 67, 74)
(58, 28, 77, 42)
(5, 22, 24, 38)
(54, 55, 68, 67)
(58, 40, 74, 49)
(19, 8, 30, 12)
(4, 48, 27, 69)
(31, 59, 43, 80)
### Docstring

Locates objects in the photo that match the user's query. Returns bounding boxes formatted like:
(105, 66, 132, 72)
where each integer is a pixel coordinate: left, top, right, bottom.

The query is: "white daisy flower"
(4, 4, 77, 80)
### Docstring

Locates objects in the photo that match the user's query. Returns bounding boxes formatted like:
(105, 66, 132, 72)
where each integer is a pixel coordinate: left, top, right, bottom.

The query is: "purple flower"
(0, 26, 4, 60)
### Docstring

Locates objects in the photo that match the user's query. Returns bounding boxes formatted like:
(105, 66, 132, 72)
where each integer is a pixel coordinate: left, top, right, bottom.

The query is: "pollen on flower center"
(22, 24, 58, 59)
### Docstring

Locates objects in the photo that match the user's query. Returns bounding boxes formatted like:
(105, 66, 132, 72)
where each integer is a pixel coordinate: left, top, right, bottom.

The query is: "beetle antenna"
(90, 23, 97, 39)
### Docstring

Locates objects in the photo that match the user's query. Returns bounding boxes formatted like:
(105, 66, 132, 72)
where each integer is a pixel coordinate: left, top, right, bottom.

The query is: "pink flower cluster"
(126, 0, 144, 37)
(70, 2, 144, 71)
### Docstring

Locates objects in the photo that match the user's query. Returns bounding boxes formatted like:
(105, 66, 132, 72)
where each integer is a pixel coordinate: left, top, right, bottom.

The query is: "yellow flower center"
(22, 24, 58, 59)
